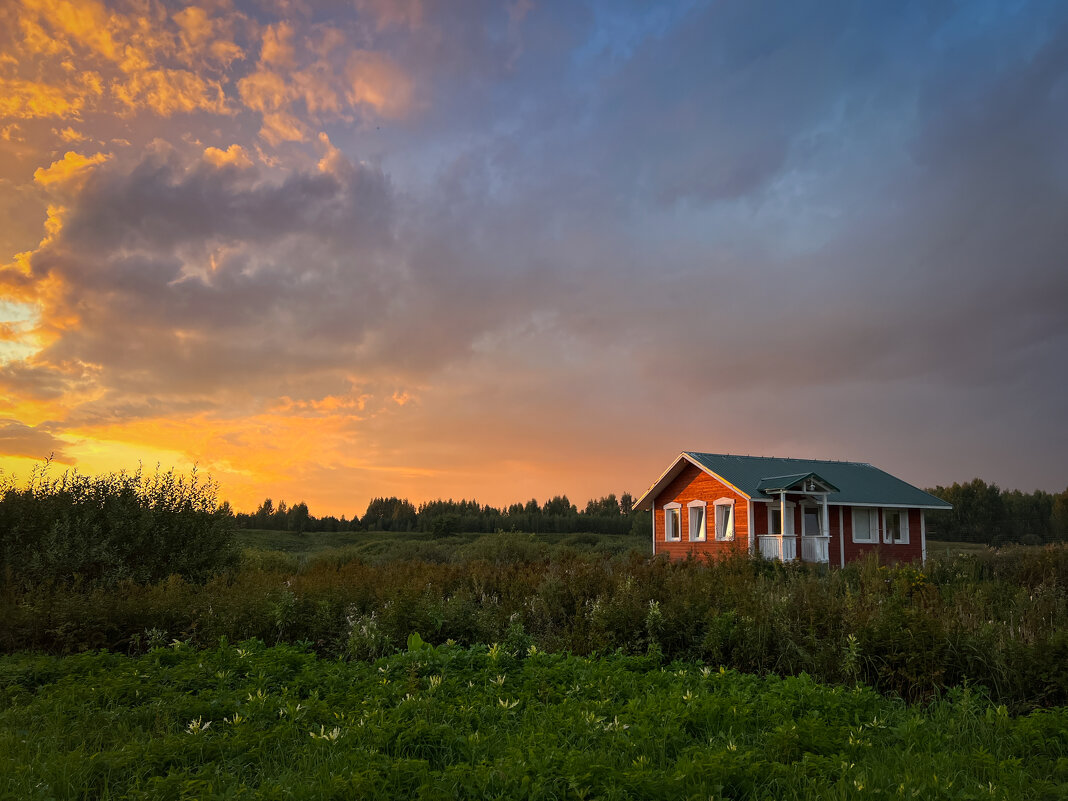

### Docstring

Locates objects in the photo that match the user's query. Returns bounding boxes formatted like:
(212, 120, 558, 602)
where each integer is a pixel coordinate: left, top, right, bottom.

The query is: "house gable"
(635, 453, 752, 512)
(651, 461, 749, 560)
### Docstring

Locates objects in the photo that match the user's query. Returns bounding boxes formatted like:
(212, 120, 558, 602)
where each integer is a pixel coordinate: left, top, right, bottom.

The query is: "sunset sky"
(1, 0, 1066, 516)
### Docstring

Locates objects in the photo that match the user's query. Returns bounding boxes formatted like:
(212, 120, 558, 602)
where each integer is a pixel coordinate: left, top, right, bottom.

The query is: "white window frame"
(851, 507, 877, 543)
(767, 501, 794, 536)
(713, 498, 735, 541)
(883, 508, 909, 545)
(687, 500, 707, 542)
(801, 503, 823, 537)
(664, 502, 682, 542)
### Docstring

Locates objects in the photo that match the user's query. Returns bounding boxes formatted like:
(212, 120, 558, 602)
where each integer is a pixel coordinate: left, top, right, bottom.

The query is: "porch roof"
(755, 472, 840, 494)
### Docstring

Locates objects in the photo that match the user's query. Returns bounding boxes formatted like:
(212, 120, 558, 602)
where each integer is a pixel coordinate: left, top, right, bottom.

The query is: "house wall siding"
(653, 463, 749, 560)
(731, 500, 923, 565)
(841, 506, 924, 564)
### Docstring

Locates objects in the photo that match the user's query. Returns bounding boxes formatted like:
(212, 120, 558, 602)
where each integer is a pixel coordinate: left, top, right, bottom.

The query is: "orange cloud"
(346, 51, 414, 118)
(173, 6, 244, 67)
(173, 6, 213, 46)
(0, 77, 86, 118)
(260, 22, 295, 68)
(203, 143, 253, 168)
(210, 39, 243, 66)
(113, 69, 229, 115)
(5, 0, 242, 126)
(236, 68, 289, 113)
(260, 111, 308, 145)
(315, 131, 347, 174)
(33, 150, 111, 186)
(294, 67, 344, 115)
(56, 126, 86, 142)
(19, 0, 124, 61)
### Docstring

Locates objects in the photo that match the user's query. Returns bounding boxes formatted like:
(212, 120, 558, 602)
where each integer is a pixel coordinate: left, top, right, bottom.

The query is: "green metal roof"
(685, 452, 951, 509)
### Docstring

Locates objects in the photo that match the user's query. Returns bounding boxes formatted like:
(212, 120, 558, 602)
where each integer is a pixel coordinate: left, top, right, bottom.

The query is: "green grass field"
(235, 528, 648, 567)
(3, 641, 1066, 800)
(236, 529, 997, 573)
(239, 529, 994, 558)
(926, 539, 993, 557)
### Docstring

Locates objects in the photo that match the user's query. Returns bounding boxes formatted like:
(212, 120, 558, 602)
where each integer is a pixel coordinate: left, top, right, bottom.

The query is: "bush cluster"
(3, 541, 1065, 710)
(0, 465, 236, 589)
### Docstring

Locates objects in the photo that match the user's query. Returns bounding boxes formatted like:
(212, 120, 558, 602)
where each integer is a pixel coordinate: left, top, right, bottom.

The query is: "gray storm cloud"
(1, 0, 1065, 497)
(0, 418, 68, 461)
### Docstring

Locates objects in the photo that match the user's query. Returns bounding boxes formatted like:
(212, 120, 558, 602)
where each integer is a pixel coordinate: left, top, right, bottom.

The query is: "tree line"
(925, 478, 1068, 545)
(233, 493, 647, 536)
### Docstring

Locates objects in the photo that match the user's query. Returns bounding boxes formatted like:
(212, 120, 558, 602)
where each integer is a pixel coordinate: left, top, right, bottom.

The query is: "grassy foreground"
(3, 641, 1067, 800)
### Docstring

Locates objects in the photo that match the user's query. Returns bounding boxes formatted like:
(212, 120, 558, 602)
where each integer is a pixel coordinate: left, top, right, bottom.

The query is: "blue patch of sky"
(571, 0, 707, 70)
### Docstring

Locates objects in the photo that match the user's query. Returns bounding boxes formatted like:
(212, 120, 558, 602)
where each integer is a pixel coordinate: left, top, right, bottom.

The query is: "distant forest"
(232, 493, 644, 536)
(924, 479, 1067, 545)
(233, 478, 1068, 545)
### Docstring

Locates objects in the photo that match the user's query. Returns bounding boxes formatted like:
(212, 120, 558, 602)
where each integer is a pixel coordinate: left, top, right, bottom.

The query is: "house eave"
(751, 497, 952, 511)
(634, 452, 754, 511)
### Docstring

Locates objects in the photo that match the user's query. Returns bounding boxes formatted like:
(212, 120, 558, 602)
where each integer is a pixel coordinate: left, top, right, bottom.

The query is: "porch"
(755, 471, 839, 565)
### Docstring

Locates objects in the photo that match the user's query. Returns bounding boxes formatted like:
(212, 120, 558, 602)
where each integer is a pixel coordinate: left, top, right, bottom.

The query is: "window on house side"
(803, 507, 822, 536)
(664, 505, 681, 541)
(852, 508, 875, 543)
(714, 501, 734, 541)
(767, 502, 794, 536)
(688, 502, 706, 542)
(884, 510, 908, 544)
(768, 506, 781, 536)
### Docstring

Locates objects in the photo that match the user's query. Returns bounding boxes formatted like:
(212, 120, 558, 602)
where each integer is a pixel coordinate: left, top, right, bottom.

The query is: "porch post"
(838, 506, 845, 567)
(780, 491, 786, 560)
(921, 511, 927, 565)
(821, 494, 830, 565)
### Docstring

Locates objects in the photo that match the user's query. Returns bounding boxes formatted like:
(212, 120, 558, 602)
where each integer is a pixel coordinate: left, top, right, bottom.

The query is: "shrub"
(0, 464, 236, 589)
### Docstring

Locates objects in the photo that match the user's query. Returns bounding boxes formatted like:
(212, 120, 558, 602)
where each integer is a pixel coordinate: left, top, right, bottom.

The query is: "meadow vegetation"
(3, 640, 1066, 800)
(3, 526, 1066, 710)
(2, 469, 1067, 798)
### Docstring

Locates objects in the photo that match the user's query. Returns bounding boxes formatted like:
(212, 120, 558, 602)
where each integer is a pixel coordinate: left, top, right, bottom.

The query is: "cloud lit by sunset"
(1, 0, 1066, 515)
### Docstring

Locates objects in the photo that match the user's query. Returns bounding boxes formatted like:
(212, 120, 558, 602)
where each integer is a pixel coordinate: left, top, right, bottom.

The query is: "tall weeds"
(2, 542, 1065, 710)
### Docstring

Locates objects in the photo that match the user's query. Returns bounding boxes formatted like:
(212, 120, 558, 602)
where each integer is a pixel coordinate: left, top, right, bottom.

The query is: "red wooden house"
(634, 452, 952, 565)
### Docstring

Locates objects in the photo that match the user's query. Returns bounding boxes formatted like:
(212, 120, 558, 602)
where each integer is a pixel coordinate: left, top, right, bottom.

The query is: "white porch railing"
(759, 535, 829, 563)
(758, 535, 796, 561)
(800, 535, 830, 564)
